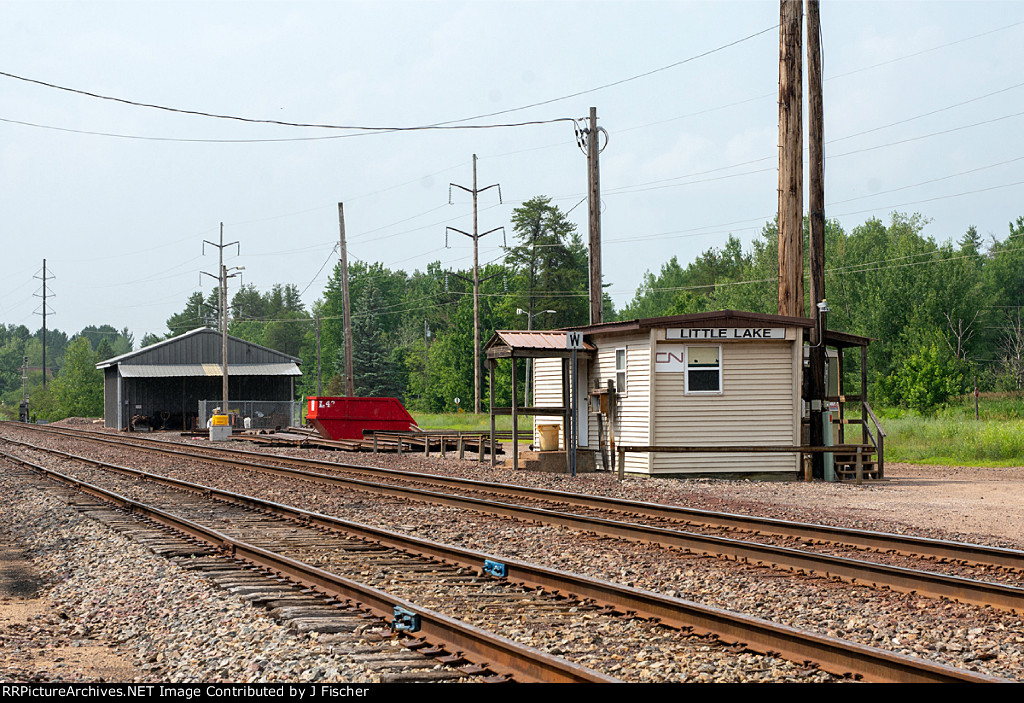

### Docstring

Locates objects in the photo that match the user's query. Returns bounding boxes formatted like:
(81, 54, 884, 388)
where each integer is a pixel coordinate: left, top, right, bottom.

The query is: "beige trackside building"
(528, 311, 818, 479)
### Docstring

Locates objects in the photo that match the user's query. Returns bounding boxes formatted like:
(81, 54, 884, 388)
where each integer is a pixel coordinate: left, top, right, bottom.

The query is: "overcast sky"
(2, 0, 1022, 344)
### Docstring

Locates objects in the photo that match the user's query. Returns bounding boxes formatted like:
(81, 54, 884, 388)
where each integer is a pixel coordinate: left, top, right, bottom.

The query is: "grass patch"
(412, 412, 531, 432)
(875, 392, 1024, 466)
(880, 416, 1024, 466)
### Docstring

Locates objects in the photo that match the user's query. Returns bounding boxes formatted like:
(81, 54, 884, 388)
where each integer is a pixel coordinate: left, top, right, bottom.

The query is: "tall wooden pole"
(807, 0, 825, 325)
(472, 155, 482, 414)
(778, 0, 804, 318)
(315, 314, 322, 396)
(587, 107, 603, 325)
(807, 0, 826, 477)
(338, 203, 354, 396)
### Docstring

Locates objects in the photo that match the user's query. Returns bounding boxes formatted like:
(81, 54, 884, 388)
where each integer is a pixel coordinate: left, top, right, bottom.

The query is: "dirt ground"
(815, 462, 1024, 544)
(664, 461, 1024, 547)
(0, 536, 141, 682)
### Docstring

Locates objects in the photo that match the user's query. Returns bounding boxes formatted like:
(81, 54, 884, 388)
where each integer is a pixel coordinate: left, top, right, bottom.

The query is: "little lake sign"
(666, 327, 786, 340)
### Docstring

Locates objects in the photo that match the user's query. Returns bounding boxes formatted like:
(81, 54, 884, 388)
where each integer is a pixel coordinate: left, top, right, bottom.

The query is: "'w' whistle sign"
(566, 332, 584, 350)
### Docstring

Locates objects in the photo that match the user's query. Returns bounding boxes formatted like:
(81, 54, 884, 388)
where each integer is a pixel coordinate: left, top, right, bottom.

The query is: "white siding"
(533, 357, 565, 448)
(586, 335, 651, 474)
(651, 341, 798, 475)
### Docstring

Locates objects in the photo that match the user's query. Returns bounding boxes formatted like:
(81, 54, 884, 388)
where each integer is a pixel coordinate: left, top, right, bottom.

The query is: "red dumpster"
(306, 397, 418, 441)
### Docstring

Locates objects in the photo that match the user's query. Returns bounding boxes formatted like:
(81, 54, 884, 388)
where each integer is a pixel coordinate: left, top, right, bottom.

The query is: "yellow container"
(211, 414, 230, 427)
(537, 424, 560, 452)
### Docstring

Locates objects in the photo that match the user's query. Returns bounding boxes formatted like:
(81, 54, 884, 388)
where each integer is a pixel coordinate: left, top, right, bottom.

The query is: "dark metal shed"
(95, 327, 302, 431)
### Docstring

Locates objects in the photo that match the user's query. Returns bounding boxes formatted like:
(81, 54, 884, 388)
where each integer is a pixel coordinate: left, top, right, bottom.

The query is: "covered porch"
(483, 330, 595, 473)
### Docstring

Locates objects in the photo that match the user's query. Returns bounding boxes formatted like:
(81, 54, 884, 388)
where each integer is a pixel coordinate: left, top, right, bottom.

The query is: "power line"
(0, 24, 776, 143)
(826, 19, 1024, 81)
(625, 239, 1024, 301)
(299, 244, 339, 297)
(480, 18, 1024, 164)
(0, 69, 575, 134)
(601, 87, 1024, 198)
(440, 25, 778, 124)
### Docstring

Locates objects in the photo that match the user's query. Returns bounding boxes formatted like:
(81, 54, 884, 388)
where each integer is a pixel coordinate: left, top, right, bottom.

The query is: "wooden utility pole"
(586, 107, 604, 325)
(778, 0, 804, 318)
(807, 0, 827, 477)
(449, 155, 502, 414)
(315, 314, 322, 396)
(338, 203, 354, 396)
(471, 156, 481, 414)
(807, 0, 825, 328)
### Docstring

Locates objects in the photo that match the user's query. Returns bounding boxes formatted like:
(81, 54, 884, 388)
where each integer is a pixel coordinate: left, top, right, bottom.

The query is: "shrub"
(878, 343, 967, 415)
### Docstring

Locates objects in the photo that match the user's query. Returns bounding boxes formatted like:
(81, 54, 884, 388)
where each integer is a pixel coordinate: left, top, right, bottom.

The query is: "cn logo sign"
(566, 332, 584, 350)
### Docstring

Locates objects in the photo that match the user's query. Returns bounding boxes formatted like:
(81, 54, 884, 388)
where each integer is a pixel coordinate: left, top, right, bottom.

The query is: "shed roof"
(118, 363, 302, 378)
(484, 330, 596, 359)
(96, 327, 302, 370)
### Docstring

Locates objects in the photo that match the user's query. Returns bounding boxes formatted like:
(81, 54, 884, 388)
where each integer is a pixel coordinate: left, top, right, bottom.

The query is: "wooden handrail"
(862, 402, 886, 478)
(863, 403, 887, 438)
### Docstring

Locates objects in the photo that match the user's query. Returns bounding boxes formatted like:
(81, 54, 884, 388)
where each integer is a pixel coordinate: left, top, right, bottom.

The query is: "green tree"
(79, 325, 133, 357)
(504, 196, 589, 330)
(877, 341, 967, 414)
(621, 235, 755, 319)
(347, 280, 401, 398)
(95, 338, 114, 361)
(426, 301, 475, 412)
(166, 291, 216, 337)
(49, 337, 103, 419)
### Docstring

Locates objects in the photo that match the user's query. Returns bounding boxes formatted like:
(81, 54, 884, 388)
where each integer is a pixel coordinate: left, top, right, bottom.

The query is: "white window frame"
(684, 344, 723, 395)
(615, 347, 627, 396)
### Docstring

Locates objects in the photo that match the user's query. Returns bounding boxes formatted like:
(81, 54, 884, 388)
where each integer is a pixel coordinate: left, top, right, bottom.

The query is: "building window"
(615, 347, 627, 395)
(686, 345, 721, 394)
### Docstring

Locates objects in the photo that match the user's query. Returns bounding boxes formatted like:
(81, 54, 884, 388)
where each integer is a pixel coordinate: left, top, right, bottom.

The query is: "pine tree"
(347, 281, 401, 398)
(504, 196, 589, 329)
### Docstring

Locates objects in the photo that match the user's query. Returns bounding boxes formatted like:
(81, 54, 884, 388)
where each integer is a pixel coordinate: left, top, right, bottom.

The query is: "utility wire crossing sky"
(1, 1, 1022, 341)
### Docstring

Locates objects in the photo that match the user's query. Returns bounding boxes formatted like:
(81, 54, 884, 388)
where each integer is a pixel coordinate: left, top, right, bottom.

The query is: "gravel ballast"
(0, 471, 403, 684)
(5, 425, 1024, 682)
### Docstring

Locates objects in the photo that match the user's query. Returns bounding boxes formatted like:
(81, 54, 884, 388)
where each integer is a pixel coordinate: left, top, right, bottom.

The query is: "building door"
(577, 360, 588, 447)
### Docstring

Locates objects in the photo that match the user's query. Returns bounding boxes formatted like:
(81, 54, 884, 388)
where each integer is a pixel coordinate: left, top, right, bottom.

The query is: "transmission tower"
(447, 154, 503, 414)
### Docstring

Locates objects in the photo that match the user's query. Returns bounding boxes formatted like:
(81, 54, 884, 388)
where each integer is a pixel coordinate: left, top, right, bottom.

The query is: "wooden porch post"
(511, 355, 519, 470)
(562, 358, 571, 472)
(489, 359, 496, 467)
(861, 345, 869, 445)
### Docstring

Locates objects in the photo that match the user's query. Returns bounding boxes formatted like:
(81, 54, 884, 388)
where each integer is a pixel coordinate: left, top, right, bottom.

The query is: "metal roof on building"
(96, 327, 302, 370)
(484, 330, 596, 359)
(490, 330, 596, 350)
(118, 363, 301, 378)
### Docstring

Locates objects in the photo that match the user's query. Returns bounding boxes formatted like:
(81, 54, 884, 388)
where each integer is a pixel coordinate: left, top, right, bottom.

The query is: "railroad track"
(0, 465, 480, 683)
(0, 438, 1001, 683)
(8, 423, 1024, 611)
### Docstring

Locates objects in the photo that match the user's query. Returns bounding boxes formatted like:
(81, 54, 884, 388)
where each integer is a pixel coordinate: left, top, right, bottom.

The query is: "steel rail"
(0, 450, 616, 684)
(8, 432, 1024, 614)
(0, 444, 1007, 683)
(11, 422, 1024, 572)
